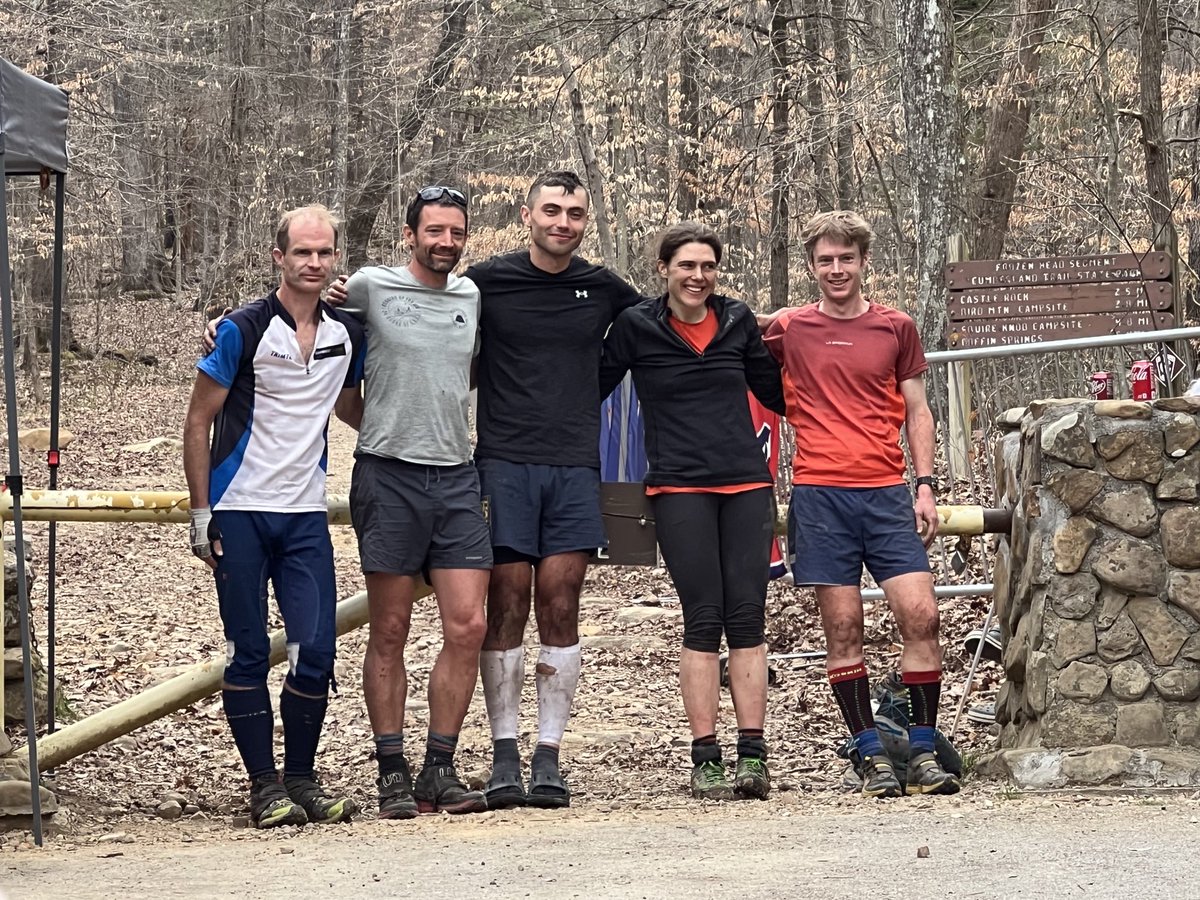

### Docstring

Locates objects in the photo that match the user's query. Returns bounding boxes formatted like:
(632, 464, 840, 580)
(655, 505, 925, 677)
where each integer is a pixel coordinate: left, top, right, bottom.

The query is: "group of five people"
(183, 171, 959, 829)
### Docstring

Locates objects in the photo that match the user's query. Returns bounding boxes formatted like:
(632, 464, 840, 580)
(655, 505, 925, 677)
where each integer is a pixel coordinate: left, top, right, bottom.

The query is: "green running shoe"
(860, 754, 903, 798)
(905, 751, 961, 796)
(249, 774, 308, 829)
(690, 759, 734, 801)
(284, 776, 359, 824)
(733, 757, 770, 800)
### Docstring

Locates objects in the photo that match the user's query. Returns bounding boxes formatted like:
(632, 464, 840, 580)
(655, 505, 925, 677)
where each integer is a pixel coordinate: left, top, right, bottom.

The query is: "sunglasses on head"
(415, 185, 467, 207)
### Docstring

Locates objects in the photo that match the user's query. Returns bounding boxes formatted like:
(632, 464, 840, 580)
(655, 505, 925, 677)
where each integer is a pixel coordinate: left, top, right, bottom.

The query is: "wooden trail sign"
(947, 280, 1173, 320)
(945, 252, 1172, 291)
(947, 311, 1176, 349)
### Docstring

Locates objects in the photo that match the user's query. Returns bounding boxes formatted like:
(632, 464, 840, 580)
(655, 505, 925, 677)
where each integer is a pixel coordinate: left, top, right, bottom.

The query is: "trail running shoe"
(690, 759, 735, 801)
(249, 774, 308, 828)
(860, 754, 903, 798)
(414, 764, 488, 814)
(733, 757, 770, 800)
(905, 751, 962, 796)
(283, 776, 359, 824)
(376, 757, 419, 820)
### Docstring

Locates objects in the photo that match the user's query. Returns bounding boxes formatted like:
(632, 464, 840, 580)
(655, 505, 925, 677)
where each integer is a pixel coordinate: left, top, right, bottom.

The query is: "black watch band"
(914, 475, 937, 493)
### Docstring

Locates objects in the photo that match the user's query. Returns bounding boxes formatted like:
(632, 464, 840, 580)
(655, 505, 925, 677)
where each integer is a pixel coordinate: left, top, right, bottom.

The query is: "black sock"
(223, 686, 276, 780)
(492, 737, 520, 773)
(375, 733, 406, 773)
(279, 688, 328, 779)
(424, 731, 458, 768)
(690, 734, 721, 766)
(736, 728, 767, 761)
(532, 742, 560, 772)
(903, 670, 942, 755)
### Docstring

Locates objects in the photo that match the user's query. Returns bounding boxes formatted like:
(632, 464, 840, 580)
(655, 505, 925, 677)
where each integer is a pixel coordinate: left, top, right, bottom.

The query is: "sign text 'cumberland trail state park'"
(944, 252, 1176, 349)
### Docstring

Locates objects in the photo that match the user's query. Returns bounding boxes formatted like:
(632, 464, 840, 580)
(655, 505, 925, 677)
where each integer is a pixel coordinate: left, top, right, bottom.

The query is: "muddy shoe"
(691, 759, 734, 801)
(860, 754, 902, 798)
(905, 751, 961, 796)
(250, 774, 308, 829)
(414, 764, 488, 814)
(284, 776, 358, 824)
(733, 757, 770, 800)
(376, 757, 418, 820)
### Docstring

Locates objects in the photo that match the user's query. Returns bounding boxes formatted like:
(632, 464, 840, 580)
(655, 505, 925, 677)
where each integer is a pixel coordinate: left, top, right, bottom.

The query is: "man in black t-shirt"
(470, 171, 641, 809)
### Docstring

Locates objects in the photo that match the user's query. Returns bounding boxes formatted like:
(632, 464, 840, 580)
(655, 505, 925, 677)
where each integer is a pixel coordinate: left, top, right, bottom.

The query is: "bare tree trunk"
(768, 1, 791, 311)
(972, 0, 1057, 260)
(330, 0, 353, 217)
(801, 0, 833, 212)
(677, 26, 701, 217)
(344, 0, 471, 267)
(896, 0, 961, 349)
(553, 43, 618, 269)
(1128, 0, 1173, 237)
(830, 0, 855, 207)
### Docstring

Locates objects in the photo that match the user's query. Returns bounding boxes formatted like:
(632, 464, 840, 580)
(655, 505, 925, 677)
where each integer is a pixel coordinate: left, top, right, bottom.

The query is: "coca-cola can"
(1089, 371, 1112, 400)
(1131, 359, 1155, 401)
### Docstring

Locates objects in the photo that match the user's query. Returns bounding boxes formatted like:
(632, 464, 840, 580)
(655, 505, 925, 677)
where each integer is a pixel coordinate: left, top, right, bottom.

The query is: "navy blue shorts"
(788, 484, 930, 586)
(350, 454, 493, 576)
(476, 458, 607, 560)
(211, 510, 337, 696)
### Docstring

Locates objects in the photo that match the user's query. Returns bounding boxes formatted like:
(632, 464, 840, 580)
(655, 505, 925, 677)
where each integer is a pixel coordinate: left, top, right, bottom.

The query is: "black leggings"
(651, 488, 773, 653)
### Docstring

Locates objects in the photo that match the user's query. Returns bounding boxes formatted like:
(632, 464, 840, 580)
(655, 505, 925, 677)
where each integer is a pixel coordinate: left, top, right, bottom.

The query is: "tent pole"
(0, 178, 45, 846)
(46, 172, 64, 736)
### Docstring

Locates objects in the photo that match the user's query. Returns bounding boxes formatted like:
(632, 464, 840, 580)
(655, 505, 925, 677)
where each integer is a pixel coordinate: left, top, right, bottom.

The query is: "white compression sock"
(535, 643, 582, 746)
(480, 646, 525, 741)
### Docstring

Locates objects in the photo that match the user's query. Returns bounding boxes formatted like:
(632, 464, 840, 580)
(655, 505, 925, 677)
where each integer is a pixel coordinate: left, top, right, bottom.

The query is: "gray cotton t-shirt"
(342, 265, 481, 466)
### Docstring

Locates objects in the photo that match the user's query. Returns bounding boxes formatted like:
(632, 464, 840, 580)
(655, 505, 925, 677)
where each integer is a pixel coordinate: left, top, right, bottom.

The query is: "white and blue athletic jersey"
(198, 291, 366, 512)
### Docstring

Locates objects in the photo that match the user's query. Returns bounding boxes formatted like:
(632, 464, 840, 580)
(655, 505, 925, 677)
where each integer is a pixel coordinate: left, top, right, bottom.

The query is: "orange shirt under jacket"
(763, 302, 928, 487)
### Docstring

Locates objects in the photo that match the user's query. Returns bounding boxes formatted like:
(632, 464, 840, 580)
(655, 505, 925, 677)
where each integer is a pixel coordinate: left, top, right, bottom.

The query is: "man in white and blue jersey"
(183, 205, 366, 829)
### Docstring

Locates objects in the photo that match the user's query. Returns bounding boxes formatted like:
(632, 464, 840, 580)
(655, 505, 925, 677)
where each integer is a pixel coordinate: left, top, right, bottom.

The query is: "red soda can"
(1089, 371, 1112, 400)
(1131, 359, 1155, 401)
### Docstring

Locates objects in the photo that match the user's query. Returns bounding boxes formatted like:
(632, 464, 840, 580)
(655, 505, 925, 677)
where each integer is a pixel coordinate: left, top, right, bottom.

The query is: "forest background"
(0, 0, 1197, 372)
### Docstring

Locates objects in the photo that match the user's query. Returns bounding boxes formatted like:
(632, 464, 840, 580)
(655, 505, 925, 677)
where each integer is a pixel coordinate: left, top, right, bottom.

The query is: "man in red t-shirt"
(763, 211, 958, 798)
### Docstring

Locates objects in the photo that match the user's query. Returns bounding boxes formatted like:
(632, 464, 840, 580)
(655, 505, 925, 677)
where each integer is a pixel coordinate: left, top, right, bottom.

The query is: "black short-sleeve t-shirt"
(466, 250, 642, 468)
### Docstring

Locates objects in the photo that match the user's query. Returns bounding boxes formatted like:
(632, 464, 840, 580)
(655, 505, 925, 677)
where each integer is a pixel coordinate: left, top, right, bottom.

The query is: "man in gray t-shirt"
(334, 187, 492, 818)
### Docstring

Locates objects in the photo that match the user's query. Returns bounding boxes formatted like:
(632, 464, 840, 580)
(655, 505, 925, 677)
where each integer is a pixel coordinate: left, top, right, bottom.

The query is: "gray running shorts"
(349, 453, 493, 575)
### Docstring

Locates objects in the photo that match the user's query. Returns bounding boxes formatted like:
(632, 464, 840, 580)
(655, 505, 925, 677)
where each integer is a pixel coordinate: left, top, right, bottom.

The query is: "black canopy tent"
(1, 56, 69, 847)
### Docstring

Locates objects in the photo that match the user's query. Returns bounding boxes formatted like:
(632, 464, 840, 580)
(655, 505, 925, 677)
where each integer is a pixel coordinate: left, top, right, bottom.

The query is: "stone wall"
(3, 538, 47, 728)
(981, 396, 1200, 788)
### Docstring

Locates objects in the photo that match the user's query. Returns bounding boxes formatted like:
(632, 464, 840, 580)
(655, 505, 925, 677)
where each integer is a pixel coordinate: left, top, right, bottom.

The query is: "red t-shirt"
(764, 302, 928, 487)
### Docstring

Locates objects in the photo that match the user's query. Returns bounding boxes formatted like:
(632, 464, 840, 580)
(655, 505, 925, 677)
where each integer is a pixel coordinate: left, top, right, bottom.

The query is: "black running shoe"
(860, 754, 903, 798)
(905, 751, 961, 795)
(284, 776, 359, 824)
(376, 757, 418, 820)
(250, 774, 308, 828)
(414, 764, 488, 814)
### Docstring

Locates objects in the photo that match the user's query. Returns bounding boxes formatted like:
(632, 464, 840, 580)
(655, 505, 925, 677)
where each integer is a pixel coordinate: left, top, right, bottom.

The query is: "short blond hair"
(275, 204, 340, 253)
(800, 210, 874, 262)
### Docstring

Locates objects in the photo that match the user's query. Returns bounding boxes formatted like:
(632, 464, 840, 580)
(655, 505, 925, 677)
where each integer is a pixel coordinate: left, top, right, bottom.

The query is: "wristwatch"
(914, 475, 938, 493)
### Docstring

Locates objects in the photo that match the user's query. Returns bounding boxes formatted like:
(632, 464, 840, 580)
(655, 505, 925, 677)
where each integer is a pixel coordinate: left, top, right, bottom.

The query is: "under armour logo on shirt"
(576, 290, 588, 298)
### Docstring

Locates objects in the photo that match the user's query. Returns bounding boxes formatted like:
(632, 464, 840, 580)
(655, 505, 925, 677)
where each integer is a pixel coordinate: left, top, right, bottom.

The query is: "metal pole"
(0, 178, 44, 846)
(926, 325, 1200, 364)
(950, 597, 997, 738)
(47, 172, 64, 735)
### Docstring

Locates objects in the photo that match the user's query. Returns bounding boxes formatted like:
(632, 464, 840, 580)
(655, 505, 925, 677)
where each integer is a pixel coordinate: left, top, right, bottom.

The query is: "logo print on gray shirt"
(382, 296, 421, 328)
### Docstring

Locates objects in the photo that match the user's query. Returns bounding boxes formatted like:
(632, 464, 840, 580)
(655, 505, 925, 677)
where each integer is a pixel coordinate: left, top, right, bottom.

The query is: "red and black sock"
(829, 663, 884, 757)
(902, 669, 941, 754)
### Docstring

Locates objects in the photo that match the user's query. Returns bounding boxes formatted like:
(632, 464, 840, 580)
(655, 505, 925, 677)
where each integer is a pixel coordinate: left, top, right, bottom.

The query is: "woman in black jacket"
(600, 223, 785, 801)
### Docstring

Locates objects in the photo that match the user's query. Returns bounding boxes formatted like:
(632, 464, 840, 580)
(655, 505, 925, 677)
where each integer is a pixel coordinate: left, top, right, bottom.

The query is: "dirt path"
(5, 797, 1198, 899)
